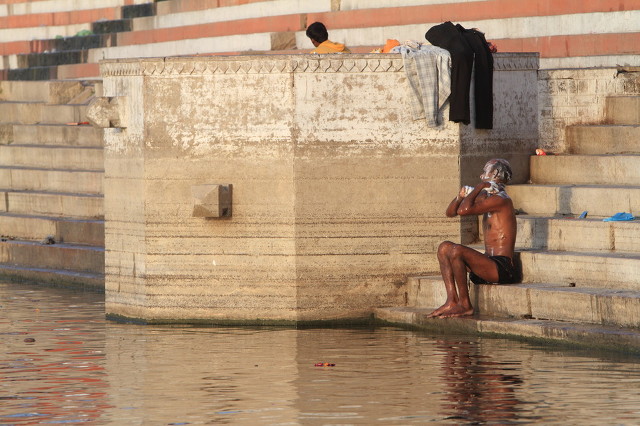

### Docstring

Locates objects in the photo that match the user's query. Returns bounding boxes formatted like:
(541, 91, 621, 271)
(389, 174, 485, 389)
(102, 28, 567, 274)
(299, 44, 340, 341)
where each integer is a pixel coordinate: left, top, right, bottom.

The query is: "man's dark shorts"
(469, 255, 519, 284)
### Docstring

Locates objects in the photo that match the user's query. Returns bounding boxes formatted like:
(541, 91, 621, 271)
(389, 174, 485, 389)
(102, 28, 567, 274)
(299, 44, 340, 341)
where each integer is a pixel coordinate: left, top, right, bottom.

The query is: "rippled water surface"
(2, 280, 640, 425)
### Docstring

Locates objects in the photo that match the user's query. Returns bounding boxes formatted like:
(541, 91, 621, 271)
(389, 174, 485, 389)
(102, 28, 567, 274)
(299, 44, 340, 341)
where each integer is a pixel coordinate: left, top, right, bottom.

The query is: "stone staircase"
(2, 0, 640, 81)
(376, 94, 640, 349)
(2, 3, 157, 80)
(0, 80, 104, 289)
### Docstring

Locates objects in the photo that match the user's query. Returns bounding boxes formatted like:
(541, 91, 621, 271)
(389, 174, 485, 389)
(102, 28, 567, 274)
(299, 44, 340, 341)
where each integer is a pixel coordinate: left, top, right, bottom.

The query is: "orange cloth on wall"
(381, 39, 400, 53)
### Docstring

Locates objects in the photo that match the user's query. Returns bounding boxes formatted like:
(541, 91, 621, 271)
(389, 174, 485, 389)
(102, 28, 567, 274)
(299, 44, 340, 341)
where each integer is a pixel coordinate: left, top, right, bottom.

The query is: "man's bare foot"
(440, 305, 474, 318)
(426, 302, 455, 318)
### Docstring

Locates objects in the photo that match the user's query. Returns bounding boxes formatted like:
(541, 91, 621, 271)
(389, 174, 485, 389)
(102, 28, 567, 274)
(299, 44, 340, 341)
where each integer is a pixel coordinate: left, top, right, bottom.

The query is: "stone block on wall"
(191, 184, 232, 218)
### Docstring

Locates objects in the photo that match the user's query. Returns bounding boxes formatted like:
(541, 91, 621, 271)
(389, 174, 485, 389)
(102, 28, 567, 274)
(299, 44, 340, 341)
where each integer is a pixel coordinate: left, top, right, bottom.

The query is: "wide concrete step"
(2, 123, 103, 146)
(567, 124, 640, 154)
(374, 306, 640, 354)
(520, 249, 640, 291)
(1, 190, 103, 219)
(405, 276, 640, 328)
(0, 167, 103, 194)
(0, 80, 87, 103)
(508, 183, 640, 217)
(529, 154, 640, 185)
(514, 215, 640, 253)
(0, 144, 103, 170)
(0, 263, 103, 291)
(0, 213, 103, 246)
(0, 102, 88, 125)
(0, 239, 104, 275)
(606, 96, 640, 125)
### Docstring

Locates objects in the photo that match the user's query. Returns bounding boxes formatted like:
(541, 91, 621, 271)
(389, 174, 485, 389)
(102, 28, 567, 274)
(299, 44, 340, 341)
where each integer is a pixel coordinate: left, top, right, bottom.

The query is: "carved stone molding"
(100, 60, 142, 77)
(99, 53, 538, 77)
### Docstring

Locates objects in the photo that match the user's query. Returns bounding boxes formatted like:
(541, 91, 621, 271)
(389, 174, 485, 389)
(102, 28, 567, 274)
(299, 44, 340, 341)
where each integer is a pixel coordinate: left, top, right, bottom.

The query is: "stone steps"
(388, 91, 640, 346)
(373, 306, 640, 354)
(0, 212, 103, 246)
(508, 183, 640, 217)
(0, 144, 103, 170)
(2, 0, 640, 80)
(515, 215, 640, 253)
(0, 80, 104, 288)
(606, 95, 640, 125)
(566, 125, 640, 154)
(0, 263, 103, 290)
(3, 123, 103, 146)
(0, 102, 88, 125)
(402, 276, 640, 328)
(0, 239, 104, 274)
(529, 154, 640, 185)
(1, 189, 103, 219)
(0, 167, 103, 194)
(1, 63, 100, 81)
(520, 249, 640, 290)
(0, 80, 89, 103)
(460, 244, 640, 292)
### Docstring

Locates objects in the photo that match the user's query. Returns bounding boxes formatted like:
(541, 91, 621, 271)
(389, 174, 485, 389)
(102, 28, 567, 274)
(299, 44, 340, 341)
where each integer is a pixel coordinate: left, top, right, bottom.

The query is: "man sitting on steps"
(306, 21, 351, 54)
(428, 158, 518, 318)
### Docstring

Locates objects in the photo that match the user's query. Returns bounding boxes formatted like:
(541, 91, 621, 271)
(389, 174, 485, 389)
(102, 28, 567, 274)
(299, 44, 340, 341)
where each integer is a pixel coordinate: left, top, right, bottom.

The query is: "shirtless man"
(427, 158, 518, 318)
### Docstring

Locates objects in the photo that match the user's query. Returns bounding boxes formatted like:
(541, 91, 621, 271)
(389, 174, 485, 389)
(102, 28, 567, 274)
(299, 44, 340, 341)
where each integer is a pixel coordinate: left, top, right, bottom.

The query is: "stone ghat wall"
(95, 53, 538, 323)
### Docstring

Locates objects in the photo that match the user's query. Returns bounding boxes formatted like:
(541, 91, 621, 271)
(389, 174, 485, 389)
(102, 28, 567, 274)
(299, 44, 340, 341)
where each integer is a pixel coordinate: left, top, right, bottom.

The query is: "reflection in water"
(2, 280, 640, 424)
(436, 340, 523, 423)
(1, 284, 110, 424)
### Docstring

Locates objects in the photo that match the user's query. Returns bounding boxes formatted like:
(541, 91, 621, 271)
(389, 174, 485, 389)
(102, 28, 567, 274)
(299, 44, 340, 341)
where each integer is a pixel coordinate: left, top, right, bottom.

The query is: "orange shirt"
(311, 40, 351, 54)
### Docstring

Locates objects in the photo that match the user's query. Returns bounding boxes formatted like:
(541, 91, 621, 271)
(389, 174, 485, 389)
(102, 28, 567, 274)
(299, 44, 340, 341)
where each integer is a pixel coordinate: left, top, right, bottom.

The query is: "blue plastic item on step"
(603, 212, 635, 222)
(578, 211, 588, 219)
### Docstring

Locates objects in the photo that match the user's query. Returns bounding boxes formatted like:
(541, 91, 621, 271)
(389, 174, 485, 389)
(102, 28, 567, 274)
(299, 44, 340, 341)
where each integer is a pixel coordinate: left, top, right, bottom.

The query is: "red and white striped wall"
(0, 0, 638, 80)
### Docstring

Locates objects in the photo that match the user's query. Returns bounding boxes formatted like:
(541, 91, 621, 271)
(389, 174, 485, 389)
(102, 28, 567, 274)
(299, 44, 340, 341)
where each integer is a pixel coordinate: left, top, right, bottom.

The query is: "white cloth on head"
(483, 182, 505, 194)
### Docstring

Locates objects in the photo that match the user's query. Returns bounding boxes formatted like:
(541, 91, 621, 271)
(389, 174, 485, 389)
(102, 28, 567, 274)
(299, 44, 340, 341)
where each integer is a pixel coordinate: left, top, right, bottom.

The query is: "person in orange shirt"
(306, 22, 351, 54)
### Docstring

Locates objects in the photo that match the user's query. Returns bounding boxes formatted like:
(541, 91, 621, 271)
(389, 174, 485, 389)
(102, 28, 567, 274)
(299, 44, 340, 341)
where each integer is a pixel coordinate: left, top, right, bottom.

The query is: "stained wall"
(97, 53, 537, 322)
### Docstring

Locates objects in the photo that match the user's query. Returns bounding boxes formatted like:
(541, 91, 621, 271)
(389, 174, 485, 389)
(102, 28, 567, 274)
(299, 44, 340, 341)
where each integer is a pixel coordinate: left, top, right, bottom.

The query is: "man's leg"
(428, 242, 500, 318)
(427, 241, 460, 317)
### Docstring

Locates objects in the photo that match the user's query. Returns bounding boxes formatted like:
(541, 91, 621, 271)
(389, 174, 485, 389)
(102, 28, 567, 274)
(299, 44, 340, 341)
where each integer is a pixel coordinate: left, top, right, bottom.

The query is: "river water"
(2, 280, 640, 425)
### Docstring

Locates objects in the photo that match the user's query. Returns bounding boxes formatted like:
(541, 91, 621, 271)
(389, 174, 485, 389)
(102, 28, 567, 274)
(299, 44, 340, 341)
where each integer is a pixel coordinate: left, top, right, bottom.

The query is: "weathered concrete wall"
(539, 67, 640, 153)
(96, 53, 537, 323)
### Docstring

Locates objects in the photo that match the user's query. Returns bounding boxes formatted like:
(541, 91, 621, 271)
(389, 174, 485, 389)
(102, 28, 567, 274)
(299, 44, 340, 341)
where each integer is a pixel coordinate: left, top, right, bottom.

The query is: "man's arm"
(457, 182, 507, 216)
(445, 186, 468, 217)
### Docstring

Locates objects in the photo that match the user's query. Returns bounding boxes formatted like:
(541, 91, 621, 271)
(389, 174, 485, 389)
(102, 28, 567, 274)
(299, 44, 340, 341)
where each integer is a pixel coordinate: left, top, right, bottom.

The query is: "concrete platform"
(0, 263, 104, 290)
(5, 123, 103, 146)
(0, 144, 103, 170)
(508, 184, 640, 217)
(514, 215, 640, 253)
(530, 154, 640, 185)
(0, 213, 103, 246)
(0, 167, 103, 194)
(0, 239, 104, 274)
(373, 306, 640, 355)
(1, 190, 103, 218)
(0, 102, 87, 124)
(566, 125, 640, 154)
(406, 275, 640, 327)
(0, 80, 87, 103)
(606, 96, 640, 125)
(520, 249, 640, 290)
